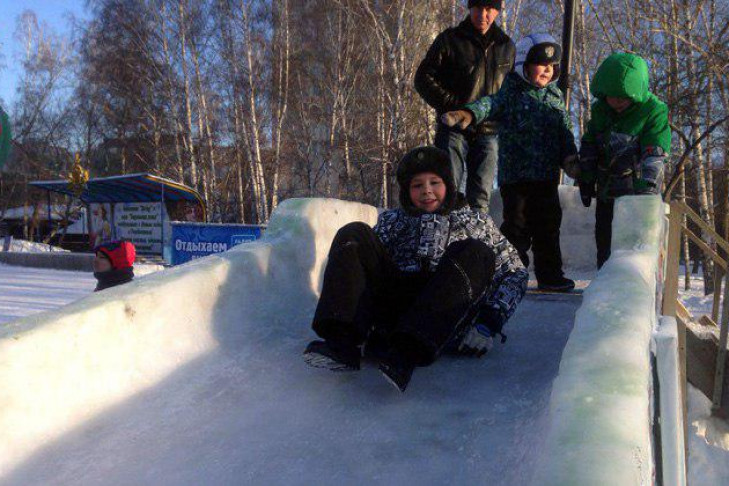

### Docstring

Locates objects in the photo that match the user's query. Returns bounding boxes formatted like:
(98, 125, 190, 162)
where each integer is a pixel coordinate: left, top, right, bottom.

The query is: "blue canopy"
(30, 173, 206, 220)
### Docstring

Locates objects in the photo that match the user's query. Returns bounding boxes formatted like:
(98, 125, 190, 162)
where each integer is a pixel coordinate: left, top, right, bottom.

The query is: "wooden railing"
(662, 200, 729, 458)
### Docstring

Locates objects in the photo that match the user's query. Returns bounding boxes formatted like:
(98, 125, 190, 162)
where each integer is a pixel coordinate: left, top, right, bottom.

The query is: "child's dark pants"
(312, 222, 496, 365)
(499, 181, 564, 283)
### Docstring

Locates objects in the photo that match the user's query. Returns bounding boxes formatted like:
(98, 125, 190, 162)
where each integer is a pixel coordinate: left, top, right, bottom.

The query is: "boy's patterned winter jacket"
(579, 52, 671, 199)
(462, 34, 577, 186)
(373, 206, 528, 332)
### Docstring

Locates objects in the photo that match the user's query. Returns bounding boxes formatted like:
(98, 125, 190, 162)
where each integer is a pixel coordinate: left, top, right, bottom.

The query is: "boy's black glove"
(578, 143, 599, 207)
(579, 180, 596, 207)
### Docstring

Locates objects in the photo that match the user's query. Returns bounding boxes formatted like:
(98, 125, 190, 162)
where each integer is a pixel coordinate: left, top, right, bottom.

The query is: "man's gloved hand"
(458, 324, 494, 358)
(441, 110, 473, 130)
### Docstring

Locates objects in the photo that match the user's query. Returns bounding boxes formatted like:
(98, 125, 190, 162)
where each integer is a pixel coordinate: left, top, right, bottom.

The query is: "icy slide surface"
(4, 297, 577, 485)
(0, 195, 588, 485)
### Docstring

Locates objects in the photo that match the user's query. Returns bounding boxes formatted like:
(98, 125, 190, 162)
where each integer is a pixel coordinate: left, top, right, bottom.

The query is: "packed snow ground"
(0, 264, 95, 324)
(0, 263, 163, 325)
(2, 293, 579, 486)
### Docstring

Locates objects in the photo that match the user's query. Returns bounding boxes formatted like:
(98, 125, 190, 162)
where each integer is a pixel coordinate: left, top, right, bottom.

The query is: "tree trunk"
(178, 0, 198, 189)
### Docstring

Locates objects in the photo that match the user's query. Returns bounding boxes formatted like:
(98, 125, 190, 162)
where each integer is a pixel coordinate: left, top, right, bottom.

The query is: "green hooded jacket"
(581, 53, 671, 198)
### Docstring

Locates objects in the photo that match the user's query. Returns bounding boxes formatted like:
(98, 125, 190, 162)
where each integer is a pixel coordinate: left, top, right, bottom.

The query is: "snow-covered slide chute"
(0, 198, 377, 479)
(0, 190, 674, 485)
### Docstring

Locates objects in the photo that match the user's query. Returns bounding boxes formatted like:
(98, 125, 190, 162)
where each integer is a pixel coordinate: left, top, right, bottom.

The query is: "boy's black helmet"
(396, 146, 457, 215)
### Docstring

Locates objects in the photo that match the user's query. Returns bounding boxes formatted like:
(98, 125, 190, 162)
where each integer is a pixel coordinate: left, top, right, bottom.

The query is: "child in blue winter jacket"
(304, 146, 527, 392)
(442, 33, 578, 292)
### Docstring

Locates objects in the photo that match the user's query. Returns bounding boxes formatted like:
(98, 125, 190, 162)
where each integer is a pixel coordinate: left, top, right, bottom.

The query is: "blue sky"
(0, 0, 89, 107)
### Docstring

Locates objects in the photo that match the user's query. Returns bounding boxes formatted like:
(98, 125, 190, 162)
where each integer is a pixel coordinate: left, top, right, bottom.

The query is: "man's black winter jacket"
(415, 18, 515, 134)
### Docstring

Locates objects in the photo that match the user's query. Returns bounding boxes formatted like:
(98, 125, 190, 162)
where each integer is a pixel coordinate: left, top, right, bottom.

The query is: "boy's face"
(606, 96, 632, 113)
(93, 252, 112, 273)
(526, 63, 554, 88)
(409, 172, 446, 213)
(469, 6, 499, 35)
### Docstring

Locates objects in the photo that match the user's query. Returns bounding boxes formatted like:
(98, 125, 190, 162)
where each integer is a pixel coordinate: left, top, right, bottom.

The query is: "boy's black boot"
(537, 276, 576, 292)
(303, 340, 361, 371)
(379, 351, 415, 393)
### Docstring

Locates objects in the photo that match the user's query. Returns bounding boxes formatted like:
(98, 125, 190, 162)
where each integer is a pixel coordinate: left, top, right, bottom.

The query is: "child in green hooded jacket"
(578, 52, 671, 268)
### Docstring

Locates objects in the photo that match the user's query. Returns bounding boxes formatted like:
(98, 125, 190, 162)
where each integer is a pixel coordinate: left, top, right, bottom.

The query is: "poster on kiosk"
(88, 201, 204, 255)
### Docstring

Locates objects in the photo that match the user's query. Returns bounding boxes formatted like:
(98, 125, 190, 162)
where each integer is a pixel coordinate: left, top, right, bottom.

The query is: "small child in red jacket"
(93, 240, 136, 291)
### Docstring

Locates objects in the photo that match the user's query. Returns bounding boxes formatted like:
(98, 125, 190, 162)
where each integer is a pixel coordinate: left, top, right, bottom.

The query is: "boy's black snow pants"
(312, 222, 496, 366)
(499, 181, 564, 283)
(595, 198, 615, 269)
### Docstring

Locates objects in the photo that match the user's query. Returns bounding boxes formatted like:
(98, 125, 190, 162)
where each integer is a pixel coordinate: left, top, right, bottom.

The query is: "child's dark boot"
(379, 350, 415, 393)
(303, 339, 361, 371)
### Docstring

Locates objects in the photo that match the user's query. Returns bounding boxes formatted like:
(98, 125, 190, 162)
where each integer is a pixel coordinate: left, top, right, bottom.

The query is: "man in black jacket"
(415, 0, 515, 210)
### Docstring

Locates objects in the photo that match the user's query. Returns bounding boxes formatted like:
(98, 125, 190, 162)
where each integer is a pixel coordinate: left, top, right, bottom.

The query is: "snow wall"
(531, 195, 665, 485)
(0, 198, 378, 477)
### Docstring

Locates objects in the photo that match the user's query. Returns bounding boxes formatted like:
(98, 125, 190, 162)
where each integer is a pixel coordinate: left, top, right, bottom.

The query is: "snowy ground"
(0, 264, 95, 324)
(678, 270, 720, 319)
(0, 263, 163, 325)
(1, 292, 579, 485)
(4, 238, 69, 253)
(677, 269, 729, 485)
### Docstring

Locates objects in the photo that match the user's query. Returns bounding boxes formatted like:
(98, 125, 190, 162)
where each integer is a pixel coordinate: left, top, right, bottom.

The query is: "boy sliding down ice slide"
(441, 33, 578, 293)
(303, 146, 527, 392)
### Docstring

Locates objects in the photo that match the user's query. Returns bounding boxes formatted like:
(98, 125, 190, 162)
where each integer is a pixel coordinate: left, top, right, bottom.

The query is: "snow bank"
(6, 238, 68, 253)
(531, 195, 665, 485)
(687, 384, 729, 485)
(0, 198, 378, 477)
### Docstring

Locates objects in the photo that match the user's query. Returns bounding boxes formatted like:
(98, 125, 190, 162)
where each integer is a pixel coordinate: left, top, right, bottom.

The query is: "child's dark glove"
(578, 178, 596, 207)
(634, 179, 658, 195)
(578, 143, 599, 208)
(458, 324, 494, 358)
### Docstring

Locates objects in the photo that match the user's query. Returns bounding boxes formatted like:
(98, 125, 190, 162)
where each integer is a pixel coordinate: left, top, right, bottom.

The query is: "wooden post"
(663, 202, 682, 316)
(713, 272, 729, 414)
(712, 268, 723, 323)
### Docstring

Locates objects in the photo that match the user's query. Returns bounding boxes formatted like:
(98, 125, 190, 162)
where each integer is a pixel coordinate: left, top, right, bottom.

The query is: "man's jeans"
(435, 125, 498, 210)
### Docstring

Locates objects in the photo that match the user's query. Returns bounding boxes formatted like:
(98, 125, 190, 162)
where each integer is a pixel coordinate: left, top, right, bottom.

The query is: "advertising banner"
(170, 223, 264, 265)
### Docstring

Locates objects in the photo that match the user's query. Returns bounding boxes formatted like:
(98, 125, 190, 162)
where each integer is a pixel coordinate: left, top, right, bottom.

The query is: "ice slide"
(0, 188, 666, 485)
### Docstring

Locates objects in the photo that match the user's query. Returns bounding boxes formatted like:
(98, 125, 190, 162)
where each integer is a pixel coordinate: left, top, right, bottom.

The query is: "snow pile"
(688, 384, 729, 485)
(531, 195, 665, 485)
(6, 238, 68, 253)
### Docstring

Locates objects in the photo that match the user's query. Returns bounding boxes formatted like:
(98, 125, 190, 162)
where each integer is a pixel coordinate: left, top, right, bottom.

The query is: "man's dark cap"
(468, 0, 503, 10)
